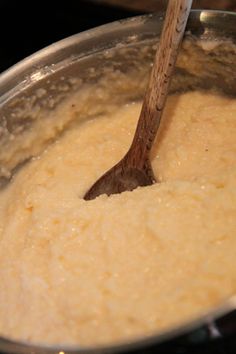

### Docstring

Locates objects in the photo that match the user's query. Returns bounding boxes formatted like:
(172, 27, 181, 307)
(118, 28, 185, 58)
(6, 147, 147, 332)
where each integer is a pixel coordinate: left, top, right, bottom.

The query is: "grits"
(0, 91, 236, 346)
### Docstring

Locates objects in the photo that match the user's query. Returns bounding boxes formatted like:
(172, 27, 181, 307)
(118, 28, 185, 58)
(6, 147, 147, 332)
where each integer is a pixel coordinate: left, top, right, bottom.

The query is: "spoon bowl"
(84, 155, 155, 200)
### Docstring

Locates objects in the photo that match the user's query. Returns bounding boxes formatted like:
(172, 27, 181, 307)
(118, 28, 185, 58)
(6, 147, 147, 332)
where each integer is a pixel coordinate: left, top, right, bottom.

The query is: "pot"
(0, 9, 236, 354)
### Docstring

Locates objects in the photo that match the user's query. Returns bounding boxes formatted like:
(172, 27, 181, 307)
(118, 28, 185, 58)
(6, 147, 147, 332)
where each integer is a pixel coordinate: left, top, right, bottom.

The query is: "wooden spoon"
(84, 0, 192, 201)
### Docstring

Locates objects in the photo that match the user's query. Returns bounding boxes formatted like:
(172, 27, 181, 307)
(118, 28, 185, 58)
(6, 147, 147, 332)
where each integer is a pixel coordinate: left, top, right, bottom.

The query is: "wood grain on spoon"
(84, 0, 192, 201)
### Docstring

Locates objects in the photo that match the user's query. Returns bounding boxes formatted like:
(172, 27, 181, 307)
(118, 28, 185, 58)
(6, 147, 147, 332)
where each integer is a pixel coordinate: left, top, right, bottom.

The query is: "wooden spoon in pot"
(84, 0, 192, 201)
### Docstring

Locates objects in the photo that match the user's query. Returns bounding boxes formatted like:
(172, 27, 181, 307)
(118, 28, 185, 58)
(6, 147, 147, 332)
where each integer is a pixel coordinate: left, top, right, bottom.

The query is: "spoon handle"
(127, 0, 192, 168)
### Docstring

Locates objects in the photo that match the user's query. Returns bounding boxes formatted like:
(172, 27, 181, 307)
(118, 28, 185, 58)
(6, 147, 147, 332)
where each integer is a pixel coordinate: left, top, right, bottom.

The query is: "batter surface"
(0, 91, 236, 346)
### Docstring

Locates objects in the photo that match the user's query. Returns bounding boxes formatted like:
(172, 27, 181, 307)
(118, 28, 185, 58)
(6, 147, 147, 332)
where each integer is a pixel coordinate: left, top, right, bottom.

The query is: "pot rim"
(0, 9, 235, 104)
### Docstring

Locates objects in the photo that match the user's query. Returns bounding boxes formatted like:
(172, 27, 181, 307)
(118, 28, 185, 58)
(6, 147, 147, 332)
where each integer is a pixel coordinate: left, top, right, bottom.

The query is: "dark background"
(0, 0, 139, 74)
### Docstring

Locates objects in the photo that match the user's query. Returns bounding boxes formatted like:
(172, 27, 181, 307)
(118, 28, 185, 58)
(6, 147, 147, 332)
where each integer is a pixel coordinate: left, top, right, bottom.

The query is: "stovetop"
(0, 1, 236, 353)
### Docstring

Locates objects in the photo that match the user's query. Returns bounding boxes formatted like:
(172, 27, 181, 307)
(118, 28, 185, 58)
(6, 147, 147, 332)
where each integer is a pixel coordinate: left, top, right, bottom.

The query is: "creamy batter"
(0, 91, 236, 346)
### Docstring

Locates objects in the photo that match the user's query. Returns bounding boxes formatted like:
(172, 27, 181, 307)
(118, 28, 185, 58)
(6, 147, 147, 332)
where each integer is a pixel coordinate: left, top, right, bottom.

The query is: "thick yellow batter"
(0, 91, 236, 346)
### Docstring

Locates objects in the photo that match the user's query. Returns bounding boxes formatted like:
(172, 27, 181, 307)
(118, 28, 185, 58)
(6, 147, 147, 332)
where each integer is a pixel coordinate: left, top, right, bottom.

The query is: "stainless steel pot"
(0, 9, 235, 354)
